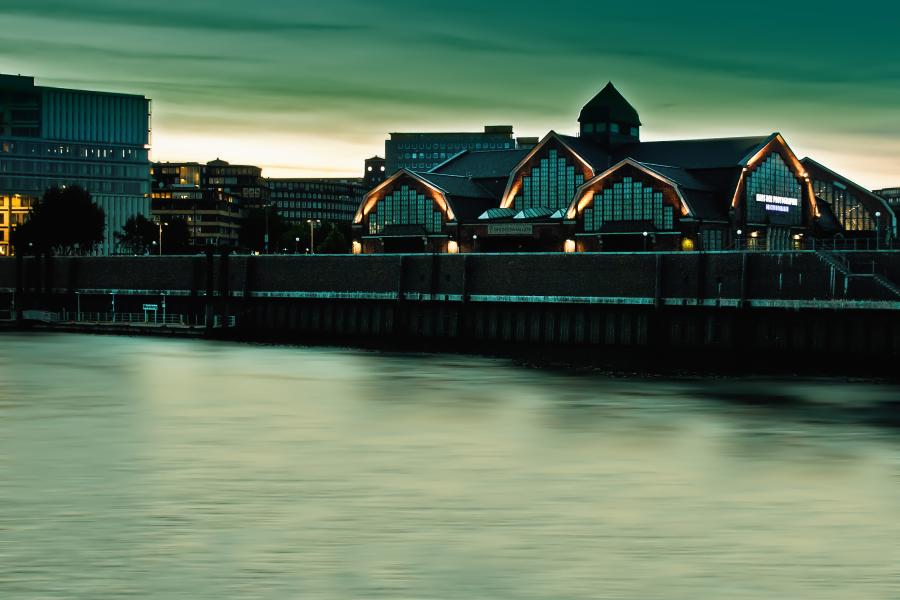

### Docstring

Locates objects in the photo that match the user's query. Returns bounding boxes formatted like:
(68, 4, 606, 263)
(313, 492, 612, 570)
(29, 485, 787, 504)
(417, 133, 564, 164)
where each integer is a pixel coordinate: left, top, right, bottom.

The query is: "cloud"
(0, 0, 366, 34)
(0, 38, 264, 64)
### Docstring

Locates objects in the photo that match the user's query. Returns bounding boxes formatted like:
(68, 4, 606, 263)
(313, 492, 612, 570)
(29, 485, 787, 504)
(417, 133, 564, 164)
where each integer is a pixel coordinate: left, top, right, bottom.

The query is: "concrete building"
(355, 82, 895, 254)
(0, 74, 151, 256)
(385, 125, 517, 174)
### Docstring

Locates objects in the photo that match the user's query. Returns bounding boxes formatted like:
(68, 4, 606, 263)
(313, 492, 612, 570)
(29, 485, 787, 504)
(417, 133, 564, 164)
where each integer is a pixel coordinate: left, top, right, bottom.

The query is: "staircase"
(815, 250, 900, 300)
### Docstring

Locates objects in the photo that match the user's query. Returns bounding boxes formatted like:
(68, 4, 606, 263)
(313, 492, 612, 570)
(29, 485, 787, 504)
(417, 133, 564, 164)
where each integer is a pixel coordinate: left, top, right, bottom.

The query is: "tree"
(159, 218, 191, 255)
(15, 186, 105, 255)
(239, 207, 288, 253)
(316, 222, 350, 254)
(115, 214, 158, 255)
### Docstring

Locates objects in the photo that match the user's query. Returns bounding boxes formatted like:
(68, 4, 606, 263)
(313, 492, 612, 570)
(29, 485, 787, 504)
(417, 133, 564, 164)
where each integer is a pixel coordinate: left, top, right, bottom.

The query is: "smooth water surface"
(1, 333, 899, 599)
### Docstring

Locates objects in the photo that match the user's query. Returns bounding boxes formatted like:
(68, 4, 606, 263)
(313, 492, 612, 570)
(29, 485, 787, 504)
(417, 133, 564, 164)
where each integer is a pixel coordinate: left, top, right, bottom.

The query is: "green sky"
(2, 0, 898, 187)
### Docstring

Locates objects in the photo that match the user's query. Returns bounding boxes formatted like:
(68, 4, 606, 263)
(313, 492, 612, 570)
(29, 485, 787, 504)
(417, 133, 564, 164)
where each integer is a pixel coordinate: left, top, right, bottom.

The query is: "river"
(1, 333, 899, 599)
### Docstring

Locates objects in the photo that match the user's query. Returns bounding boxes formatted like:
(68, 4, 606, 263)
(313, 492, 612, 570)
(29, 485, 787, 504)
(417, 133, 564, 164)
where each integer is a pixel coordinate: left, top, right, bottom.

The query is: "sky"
(1, 0, 898, 187)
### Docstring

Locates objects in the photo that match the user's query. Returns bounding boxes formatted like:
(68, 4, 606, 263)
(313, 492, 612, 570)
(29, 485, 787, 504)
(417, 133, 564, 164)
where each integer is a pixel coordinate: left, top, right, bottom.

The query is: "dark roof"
(415, 172, 499, 221)
(638, 163, 714, 192)
(615, 135, 773, 170)
(579, 82, 641, 126)
(430, 149, 529, 178)
(557, 134, 611, 171)
(417, 173, 493, 199)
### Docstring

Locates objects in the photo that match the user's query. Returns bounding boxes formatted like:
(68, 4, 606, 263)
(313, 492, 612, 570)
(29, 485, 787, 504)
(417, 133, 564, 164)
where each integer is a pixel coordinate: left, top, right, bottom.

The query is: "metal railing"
(60, 311, 205, 326)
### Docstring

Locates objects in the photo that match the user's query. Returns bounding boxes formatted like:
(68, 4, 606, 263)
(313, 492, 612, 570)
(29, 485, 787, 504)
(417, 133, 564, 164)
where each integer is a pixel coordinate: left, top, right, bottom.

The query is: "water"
(1, 333, 899, 599)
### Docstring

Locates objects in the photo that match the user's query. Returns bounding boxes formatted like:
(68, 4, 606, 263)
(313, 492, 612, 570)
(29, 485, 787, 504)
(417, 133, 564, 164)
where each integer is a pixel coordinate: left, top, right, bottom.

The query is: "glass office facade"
(0, 75, 151, 255)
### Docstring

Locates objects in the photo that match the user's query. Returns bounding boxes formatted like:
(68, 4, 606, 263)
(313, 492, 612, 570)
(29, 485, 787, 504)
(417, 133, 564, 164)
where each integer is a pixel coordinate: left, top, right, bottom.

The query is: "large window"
(368, 184, 443, 235)
(745, 152, 803, 226)
(513, 149, 584, 212)
(582, 176, 674, 232)
(813, 179, 875, 232)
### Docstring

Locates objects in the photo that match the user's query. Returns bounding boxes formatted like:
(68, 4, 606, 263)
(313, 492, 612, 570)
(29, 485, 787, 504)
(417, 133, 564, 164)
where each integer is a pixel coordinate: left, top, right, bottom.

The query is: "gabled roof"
(615, 135, 774, 170)
(415, 172, 499, 221)
(579, 82, 641, 126)
(430, 149, 530, 178)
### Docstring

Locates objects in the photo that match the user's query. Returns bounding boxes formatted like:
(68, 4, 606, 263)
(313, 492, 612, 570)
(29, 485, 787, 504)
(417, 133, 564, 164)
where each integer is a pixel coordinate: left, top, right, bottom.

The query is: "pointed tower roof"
(579, 82, 641, 126)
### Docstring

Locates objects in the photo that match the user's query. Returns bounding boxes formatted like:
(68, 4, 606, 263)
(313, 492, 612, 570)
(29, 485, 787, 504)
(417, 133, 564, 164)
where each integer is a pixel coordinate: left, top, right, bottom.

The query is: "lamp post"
(875, 211, 882, 250)
(157, 220, 168, 255)
(295, 236, 300, 254)
(307, 219, 321, 254)
(642, 231, 649, 251)
(264, 203, 270, 254)
(736, 229, 743, 251)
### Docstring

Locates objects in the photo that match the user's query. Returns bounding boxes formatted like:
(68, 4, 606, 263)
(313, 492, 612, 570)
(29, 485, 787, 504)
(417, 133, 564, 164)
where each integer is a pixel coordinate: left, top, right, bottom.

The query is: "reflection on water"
(1, 333, 899, 599)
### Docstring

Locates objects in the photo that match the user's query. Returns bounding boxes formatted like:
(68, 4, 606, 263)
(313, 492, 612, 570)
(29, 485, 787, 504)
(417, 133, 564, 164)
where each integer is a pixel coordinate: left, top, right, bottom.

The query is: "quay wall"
(2, 252, 900, 369)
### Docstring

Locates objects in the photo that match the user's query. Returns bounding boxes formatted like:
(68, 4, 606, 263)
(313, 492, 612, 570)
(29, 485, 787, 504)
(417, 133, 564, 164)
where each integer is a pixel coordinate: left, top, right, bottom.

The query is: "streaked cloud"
(0, 0, 896, 187)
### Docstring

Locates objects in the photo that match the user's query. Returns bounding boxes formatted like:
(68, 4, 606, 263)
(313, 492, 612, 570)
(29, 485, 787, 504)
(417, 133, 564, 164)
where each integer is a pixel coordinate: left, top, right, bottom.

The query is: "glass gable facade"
(812, 179, 875, 232)
(744, 152, 803, 226)
(513, 149, 584, 213)
(367, 183, 444, 235)
(582, 176, 674, 232)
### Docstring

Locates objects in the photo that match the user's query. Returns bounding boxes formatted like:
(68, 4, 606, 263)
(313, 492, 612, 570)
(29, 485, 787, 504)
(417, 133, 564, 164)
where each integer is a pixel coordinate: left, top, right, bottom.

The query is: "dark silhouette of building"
(0, 74, 151, 255)
(364, 156, 386, 189)
(354, 82, 896, 254)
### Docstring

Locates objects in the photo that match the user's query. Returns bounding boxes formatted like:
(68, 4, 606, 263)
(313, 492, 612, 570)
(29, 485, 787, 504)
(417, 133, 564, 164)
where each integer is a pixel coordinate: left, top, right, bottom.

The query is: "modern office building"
(354, 83, 895, 254)
(385, 125, 517, 174)
(0, 74, 151, 255)
(268, 178, 365, 224)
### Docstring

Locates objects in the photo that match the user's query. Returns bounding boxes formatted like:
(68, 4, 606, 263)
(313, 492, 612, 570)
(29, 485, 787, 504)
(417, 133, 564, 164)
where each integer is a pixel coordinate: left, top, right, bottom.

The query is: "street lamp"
(642, 231, 649, 251)
(295, 236, 300, 254)
(875, 211, 882, 250)
(307, 219, 321, 254)
(157, 220, 169, 255)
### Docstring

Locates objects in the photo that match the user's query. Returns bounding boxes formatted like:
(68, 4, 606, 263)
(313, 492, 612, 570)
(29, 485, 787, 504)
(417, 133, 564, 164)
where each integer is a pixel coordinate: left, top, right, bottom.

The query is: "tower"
(578, 82, 641, 150)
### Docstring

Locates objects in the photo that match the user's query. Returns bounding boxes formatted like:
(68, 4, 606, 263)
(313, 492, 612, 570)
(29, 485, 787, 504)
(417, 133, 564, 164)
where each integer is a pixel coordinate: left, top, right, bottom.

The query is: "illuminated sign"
(756, 194, 799, 214)
(487, 223, 534, 236)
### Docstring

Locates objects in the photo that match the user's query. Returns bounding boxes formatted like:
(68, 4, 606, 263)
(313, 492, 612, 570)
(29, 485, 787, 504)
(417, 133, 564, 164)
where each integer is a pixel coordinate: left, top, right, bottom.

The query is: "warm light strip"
(353, 170, 455, 223)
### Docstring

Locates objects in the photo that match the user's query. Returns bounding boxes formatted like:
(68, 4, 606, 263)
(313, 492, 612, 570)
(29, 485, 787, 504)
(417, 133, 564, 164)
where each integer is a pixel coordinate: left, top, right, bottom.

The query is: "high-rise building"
(385, 125, 517, 174)
(0, 74, 151, 256)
